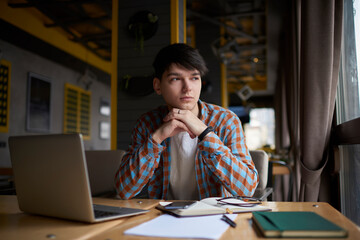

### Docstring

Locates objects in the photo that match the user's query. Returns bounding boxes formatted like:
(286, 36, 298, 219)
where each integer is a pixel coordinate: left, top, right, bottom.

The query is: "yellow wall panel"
(64, 83, 91, 140)
(0, 59, 11, 132)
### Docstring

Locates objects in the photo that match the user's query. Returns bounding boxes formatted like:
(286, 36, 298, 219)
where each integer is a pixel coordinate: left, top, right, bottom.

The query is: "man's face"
(153, 63, 202, 115)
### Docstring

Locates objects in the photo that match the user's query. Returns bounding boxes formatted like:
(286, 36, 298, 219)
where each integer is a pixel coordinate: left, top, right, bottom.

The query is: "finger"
(164, 108, 184, 121)
(173, 108, 182, 116)
(178, 123, 196, 138)
(188, 131, 196, 138)
(173, 108, 184, 115)
(171, 120, 195, 138)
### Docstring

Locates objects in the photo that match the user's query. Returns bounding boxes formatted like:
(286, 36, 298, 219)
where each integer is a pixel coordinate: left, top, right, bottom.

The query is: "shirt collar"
(198, 99, 208, 122)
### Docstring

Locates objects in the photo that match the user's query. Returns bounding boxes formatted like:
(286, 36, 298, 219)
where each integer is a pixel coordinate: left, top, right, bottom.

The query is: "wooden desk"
(1, 196, 359, 240)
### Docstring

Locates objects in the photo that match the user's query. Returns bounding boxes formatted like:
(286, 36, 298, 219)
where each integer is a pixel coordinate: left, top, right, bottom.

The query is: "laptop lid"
(8, 133, 147, 223)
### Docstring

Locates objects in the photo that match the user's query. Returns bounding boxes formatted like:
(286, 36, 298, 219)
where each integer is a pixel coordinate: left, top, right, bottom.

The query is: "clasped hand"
(152, 108, 207, 144)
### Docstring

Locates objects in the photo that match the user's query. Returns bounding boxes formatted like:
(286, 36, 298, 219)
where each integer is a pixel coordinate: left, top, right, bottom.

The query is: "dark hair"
(152, 43, 208, 79)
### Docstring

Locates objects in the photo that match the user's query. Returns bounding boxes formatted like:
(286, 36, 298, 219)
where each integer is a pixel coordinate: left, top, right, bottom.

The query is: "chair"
(85, 150, 125, 197)
(0, 168, 16, 195)
(250, 150, 273, 201)
(270, 159, 295, 201)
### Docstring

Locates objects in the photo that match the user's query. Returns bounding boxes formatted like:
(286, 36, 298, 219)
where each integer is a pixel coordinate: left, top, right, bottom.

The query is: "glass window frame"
(334, 0, 360, 226)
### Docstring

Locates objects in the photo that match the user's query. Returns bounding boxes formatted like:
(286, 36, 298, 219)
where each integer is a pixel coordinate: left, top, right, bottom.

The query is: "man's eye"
(171, 78, 180, 81)
(192, 77, 200, 80)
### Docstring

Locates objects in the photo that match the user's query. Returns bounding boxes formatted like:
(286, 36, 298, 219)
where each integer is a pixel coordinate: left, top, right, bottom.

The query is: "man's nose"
(182, 79, 191, 91)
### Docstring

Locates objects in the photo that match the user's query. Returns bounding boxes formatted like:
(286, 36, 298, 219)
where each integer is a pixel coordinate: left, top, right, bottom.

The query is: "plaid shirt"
(115, 100, 258, 199)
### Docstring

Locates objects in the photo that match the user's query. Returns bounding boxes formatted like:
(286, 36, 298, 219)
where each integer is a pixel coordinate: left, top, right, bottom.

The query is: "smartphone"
(163, 201, 196, 210)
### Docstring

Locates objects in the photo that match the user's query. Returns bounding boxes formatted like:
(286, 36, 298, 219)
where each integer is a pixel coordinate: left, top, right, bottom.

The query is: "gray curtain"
(298, 0, 343, 201)
(274, 0, 299, 201)
(276, 0, 343, 201)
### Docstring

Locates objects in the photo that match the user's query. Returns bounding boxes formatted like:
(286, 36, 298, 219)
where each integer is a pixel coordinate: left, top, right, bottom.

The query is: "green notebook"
(252, 211, 348, 238)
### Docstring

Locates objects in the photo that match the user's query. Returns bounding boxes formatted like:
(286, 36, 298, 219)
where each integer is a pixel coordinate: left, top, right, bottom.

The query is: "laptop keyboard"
(93, 204, 124, 219)
(93, 204, 147, 219)
(94, 209, 122, 218)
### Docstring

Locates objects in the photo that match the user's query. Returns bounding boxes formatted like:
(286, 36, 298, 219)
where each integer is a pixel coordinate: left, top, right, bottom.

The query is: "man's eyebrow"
(166, 72, 181, 77)
(166, 72, 200, 77)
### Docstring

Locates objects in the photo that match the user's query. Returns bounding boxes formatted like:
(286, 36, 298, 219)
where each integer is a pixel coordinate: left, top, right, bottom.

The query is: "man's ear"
(153, 77, 161, 95)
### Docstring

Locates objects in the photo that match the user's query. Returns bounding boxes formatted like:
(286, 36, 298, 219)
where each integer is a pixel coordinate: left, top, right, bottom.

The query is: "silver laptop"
(8, 133, 148, 223)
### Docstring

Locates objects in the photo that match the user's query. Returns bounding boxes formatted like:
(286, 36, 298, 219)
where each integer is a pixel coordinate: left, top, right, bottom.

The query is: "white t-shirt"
(168, 132, 199, 200)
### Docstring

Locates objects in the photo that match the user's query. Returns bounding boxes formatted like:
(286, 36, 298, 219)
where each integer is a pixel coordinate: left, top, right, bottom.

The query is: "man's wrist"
(198, 126, 214, 141)
(152, 132, 163, 144)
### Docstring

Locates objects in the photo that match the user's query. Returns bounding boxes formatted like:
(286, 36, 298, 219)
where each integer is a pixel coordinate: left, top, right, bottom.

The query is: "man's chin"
(167, 99, 199, 110)
(167, 104, 191, 110)
(179, 104, 195, 110)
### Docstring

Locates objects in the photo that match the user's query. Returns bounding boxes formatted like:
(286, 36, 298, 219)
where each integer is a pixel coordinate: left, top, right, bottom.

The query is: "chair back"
(85, 150, 125, 197)
(250, 150, 269, 191)
(250, 150, 273, 200)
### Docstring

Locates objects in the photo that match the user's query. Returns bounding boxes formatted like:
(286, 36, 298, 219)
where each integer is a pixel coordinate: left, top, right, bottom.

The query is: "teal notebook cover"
(252, 211, 348, 238)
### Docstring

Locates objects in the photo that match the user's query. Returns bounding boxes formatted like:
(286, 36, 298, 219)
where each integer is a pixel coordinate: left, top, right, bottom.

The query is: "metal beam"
(216, 10, 265, 19)
(188, 9, 257, 41)
(44, 16, 110, 27)
(8, 0, 112, 8)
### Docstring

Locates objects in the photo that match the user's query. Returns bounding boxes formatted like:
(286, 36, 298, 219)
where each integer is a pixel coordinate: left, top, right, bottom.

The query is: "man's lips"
(180, 96, 193, 101)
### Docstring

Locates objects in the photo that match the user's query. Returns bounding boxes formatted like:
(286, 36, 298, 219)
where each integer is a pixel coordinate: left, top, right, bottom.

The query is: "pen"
(221, 214, 237, 228)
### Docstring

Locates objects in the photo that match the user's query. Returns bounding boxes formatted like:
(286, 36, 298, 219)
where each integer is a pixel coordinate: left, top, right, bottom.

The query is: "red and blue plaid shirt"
(115, 100, 258, 199)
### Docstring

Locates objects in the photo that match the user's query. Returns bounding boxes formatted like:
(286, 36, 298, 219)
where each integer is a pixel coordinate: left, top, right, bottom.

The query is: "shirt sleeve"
(198, 114, 259, 197)
(114, 117, 165, 199)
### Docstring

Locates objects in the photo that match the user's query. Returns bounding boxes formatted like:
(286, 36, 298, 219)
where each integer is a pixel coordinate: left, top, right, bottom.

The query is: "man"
(115, 43, 258, 200)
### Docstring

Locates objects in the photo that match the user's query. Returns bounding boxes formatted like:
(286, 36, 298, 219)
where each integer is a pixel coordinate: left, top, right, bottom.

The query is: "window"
(99, 98, 110, 116)
(336, 0, 360, 225)
(244, 108, 275, 150)
(64, 83, 91, 139)
(26, 72, 51, 132)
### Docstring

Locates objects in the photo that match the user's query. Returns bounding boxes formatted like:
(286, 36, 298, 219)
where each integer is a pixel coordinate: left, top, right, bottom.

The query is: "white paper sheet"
(124, 214, 237, 239)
